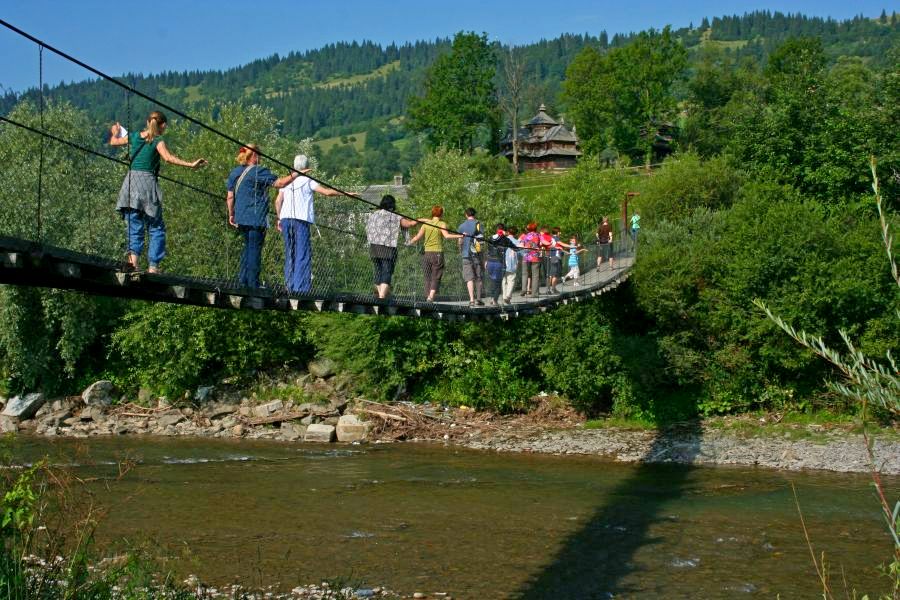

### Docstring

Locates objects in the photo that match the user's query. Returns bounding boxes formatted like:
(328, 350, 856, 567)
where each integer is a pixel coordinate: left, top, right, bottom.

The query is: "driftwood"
(357, 408, 407, 422)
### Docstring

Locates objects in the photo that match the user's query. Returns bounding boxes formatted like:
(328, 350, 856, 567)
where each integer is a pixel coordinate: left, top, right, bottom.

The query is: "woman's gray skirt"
(116, 170, 163, 219)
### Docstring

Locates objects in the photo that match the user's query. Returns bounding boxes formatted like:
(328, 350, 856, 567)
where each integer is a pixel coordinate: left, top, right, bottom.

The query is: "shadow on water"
(515, 419, 703, 599)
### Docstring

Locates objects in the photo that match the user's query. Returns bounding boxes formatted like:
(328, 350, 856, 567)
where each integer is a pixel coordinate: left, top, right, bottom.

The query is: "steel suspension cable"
(0, 19, 472, 238)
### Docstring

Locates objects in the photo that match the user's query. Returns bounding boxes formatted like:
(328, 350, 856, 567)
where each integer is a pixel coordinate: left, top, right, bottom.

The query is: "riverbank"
(2, 373, 897, 475)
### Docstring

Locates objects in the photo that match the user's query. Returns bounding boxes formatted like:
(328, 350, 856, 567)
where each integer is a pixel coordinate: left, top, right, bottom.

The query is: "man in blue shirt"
(226, 144, 298, 289)
(458, 207, 485, 306)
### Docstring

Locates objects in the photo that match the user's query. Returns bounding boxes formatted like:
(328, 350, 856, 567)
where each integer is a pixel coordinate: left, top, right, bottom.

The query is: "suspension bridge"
(0, 20, 634, 320)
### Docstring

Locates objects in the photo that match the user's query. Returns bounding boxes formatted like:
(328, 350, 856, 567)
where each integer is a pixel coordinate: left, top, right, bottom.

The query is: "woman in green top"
(109, 110, 206, 272)
(406, 205, 462, 301)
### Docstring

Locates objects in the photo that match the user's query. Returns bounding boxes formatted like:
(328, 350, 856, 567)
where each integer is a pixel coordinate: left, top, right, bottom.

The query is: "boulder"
(332, 373, 354, 393)
(158, 412, 186, 428)
(49, 398, 76, 413)
(280, 422, 306, 441)
(231, 424, 245, 437)
(82, 381, 115, 407)
(336, 414, 370, 443)
(194, 386, 215, 403)
(0, 416, 18, 434)
(304, 423, 335, 443)
(39, 409, 73, 429)
(329, 398, 349, 413)
(252, 400, 284, 419)
(207, 405, 237, 420)
(2, 393, 46, 420)
(80, 406, 105, 422)
(308, 358, 337, 379)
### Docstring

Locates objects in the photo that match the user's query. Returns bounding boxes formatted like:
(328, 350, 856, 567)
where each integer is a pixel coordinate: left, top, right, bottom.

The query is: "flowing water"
(6, 436, 894, 598)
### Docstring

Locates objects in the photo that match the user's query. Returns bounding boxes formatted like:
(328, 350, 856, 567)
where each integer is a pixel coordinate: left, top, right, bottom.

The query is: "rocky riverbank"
(1, 365, 897, 475)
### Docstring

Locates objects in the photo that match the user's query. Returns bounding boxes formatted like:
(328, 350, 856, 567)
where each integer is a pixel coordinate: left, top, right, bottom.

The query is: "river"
(7, 435, 894, 598)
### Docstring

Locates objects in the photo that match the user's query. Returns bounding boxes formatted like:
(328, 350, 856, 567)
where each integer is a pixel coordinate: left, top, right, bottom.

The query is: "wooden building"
(501, 104, 582, 171)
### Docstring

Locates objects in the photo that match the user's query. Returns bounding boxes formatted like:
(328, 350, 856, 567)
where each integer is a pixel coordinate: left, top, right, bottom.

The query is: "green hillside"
(1, 10, 897, 183)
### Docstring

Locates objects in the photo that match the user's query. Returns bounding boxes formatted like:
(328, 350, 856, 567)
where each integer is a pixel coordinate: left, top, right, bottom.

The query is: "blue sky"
(1, 0, 894, 92)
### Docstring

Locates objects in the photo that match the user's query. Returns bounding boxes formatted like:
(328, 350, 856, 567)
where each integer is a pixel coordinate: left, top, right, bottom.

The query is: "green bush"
(111, 304, 313, 397)
(632, 180, 898, 414)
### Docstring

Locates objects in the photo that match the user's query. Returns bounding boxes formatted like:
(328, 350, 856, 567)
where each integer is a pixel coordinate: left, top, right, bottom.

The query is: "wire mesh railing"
(0, 20, 635, 316)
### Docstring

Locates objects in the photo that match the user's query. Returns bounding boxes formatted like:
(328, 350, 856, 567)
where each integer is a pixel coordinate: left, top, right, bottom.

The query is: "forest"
(0, 10, 898, 424)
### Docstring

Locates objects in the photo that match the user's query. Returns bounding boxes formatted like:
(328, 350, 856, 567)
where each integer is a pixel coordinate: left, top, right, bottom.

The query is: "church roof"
(526, 103, 558, 127)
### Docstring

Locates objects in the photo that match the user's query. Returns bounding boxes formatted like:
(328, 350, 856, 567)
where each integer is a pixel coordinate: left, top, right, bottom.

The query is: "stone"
(35, 403, 51, 418)
(311, 404, 337, 417)
(17, 419, 36, 432)
(336, 414, 370, 443)
(238, 406, 252, 417)
(308, 358, 337, 379)
(328, 398, 349, 413)
(82, 380, 115, 407)
(280, 422, 306, 441)
(252, 400, 284, 419)
(62, 416, 80, 426)
(208, 405, 237, 420)
(194, 386, 215, 403)
(232, 424, 245, 437)
(157, 397, 170, 410)
(80, 406, 105, 422)
(332, 373, 353, 393)
(39, 409, 72, 429)
(158, 412, 186, 428)
(49, 398, 75, 412)
(0, 416, 18, 434)
(304, 423, 335, 443)
(300, 415, 314, 426)
(322, 416, 340, 426)
(2, 393, 45, 420)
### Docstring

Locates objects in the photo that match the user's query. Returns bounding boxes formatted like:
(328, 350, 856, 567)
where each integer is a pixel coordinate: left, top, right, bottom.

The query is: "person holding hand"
(109, 110, 206, 273)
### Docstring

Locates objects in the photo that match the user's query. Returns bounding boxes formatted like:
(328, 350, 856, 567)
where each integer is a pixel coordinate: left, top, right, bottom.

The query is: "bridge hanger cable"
(0, 115, 367, 241)
(0, 19, 486, 243)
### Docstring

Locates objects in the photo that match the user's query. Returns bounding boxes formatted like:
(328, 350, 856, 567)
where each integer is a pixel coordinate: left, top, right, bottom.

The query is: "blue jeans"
(631, 227, 639, 252)
(282, 219, 312, 294)
(238, 226, 266, 289)
(123, 208, 165, 268)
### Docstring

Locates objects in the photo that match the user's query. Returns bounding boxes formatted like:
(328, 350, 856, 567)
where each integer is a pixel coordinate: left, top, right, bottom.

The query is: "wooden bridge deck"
(0, 236, 633, 320)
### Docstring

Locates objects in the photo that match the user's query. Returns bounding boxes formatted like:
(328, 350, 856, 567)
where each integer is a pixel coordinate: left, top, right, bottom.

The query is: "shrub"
(111, 303, 313, 397)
